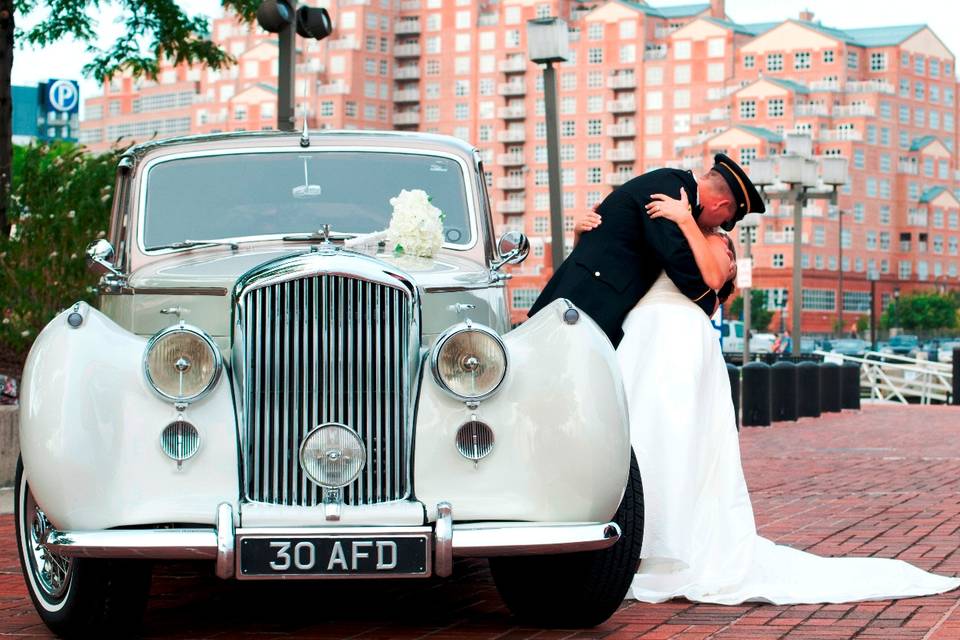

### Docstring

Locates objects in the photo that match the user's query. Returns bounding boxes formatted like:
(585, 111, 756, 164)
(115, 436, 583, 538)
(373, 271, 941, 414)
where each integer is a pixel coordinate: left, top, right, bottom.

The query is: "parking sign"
(45, 79, 80, 114)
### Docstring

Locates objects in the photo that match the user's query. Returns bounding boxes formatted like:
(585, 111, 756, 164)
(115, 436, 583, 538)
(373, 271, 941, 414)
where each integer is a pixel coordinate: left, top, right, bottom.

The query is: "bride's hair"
(708, 230, 737, 304)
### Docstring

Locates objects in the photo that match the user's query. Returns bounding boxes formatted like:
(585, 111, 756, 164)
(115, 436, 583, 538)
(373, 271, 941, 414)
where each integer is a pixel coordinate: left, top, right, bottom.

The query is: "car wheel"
(15, 457, 153, 638)
(488, 449, 644, 627)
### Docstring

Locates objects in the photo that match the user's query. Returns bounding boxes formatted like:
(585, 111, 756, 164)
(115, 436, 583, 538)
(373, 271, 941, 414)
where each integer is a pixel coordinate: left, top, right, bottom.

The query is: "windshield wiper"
(148, 239, 240, 251)
(281, 230, 357, 242)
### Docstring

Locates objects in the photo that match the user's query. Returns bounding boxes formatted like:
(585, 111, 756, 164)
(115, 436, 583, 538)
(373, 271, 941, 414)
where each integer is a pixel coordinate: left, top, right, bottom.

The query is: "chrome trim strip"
(434, 502, 453, 578)
(451, 522, 621, 557)
(42, 529, 218, 560)
(135, 146, 480, 257)
(215, 503, 235, 579)
(101, 286, 229, 296)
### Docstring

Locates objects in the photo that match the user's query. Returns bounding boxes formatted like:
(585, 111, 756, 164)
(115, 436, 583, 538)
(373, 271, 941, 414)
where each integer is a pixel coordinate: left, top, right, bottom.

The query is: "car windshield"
(141, 151, 473, 249)
(891, 335, 918, 345)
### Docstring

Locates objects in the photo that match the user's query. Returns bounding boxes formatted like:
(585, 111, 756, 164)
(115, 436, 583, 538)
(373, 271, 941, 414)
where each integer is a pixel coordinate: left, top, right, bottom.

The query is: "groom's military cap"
(712, 153, 766, 231)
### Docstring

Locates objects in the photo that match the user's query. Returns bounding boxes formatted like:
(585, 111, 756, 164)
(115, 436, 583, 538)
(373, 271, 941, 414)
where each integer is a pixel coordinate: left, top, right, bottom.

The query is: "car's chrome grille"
(242, 274, 410, 506)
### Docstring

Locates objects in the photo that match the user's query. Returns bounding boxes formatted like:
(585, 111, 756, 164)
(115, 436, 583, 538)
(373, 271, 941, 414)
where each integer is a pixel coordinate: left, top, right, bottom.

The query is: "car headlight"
(431, 322, 507, 401)
(144, 325, 222, 403)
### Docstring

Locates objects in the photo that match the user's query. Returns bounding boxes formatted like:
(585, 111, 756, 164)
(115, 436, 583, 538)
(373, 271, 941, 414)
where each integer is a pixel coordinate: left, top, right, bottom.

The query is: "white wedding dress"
(616, 272, 960, 605)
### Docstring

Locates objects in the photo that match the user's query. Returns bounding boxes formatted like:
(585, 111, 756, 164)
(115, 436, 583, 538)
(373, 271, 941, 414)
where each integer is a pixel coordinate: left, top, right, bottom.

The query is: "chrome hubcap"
(23, 486, 72, 600)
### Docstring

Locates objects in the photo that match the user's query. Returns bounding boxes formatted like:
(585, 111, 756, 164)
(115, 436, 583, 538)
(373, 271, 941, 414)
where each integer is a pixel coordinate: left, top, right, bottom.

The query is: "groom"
(527, 154, 765, 347)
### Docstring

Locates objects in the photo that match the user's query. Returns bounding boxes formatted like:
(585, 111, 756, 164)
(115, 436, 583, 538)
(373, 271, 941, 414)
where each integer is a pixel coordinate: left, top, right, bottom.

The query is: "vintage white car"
(17, 130, 641, 635)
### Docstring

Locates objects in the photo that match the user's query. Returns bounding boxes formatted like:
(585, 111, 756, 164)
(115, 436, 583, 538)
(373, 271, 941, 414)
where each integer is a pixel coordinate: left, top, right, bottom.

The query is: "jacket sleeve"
(630, 175, 718, 316)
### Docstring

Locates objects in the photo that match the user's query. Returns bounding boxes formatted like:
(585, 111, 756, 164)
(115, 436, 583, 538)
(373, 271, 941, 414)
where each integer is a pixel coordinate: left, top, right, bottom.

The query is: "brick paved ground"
(0, 404, 959, 639)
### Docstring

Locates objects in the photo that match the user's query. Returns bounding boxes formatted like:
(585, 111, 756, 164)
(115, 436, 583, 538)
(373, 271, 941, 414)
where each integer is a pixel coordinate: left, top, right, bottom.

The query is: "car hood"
(128, 245, 492, 293)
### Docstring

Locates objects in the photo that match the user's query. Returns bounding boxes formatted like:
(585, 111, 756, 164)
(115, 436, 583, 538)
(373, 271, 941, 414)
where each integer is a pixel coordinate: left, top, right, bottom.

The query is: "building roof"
(920, 186, 947, 203)
(703, 17, 777, 36)
(910, 135, 938, 151)
(736, 125, 782, 143)
(254, 82, 278, 94)
(625, 2, 710, 19)
(796, 19, 926, 47)
(766, 77, 810, 94)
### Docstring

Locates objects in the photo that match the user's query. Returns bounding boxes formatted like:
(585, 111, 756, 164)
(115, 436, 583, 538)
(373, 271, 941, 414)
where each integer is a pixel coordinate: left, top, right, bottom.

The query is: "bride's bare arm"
(646, 190, 728, 290)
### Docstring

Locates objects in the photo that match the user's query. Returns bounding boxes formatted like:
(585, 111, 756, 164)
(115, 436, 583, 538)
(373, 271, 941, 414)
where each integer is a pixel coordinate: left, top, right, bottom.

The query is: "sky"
(10, 0, 960, 114)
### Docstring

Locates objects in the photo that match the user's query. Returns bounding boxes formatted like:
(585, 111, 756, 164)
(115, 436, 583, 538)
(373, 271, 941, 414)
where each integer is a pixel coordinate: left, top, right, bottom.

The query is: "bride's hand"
(646, 190, 692, 225)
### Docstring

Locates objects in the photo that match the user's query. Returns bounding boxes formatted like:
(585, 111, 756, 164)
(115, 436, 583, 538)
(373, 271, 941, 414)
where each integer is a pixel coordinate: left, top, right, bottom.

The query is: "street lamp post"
(747, 137, 848, 354)
(739, 212, 761, 364)
(837, 206, 844, 337)
(527, 17, 569, 272)
(868, 269, 879, 349)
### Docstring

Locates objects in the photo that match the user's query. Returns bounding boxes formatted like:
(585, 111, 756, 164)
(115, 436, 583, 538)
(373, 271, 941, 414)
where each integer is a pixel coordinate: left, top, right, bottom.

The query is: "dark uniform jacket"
(527, 168, 717, 348)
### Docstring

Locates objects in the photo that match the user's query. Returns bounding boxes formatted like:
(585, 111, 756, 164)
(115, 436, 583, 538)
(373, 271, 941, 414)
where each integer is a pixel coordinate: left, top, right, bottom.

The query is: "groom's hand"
(574, 207, 602, 239)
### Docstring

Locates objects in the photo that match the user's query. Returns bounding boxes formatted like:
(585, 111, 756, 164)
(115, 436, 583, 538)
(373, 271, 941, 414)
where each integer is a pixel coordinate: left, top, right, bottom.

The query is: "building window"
(511, 289, 539, 310)
(772, 253, 784, 268)
(320, 101, 334, 117)
(915, 81, 925, 100)
(930, 58, 940, 77)
(744, 54, 755, 69)
(740, 99, 756, 119)
(823, 50, 834, 64)
(587, 167, 602, 184)
(587, 143, 602, 160)
(739, 147, 756, 165)
(588, 48, 603, 64)
(674, 65, 691, 84)
(843, 291, 871, 312)
(899, 261, 912, 280)
(802, 289, 835, 311)
(866, 231, 877, 250)
(869, 52, 887, 72)
(586, 119, 602, 135)
(914, 55, 925, 75)
(794, 51, 810, 70)
(766, 53, 783, 72)
(847, 51, 859, 69)
(767, 98, 784, 118)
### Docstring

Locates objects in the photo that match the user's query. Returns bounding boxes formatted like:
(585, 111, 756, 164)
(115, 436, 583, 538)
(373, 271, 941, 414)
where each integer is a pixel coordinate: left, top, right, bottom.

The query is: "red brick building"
(80, 0, 960, 334)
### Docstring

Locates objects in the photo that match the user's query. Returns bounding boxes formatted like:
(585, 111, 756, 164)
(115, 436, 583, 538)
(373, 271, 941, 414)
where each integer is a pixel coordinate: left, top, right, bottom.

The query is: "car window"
(142, 151, 473, 248)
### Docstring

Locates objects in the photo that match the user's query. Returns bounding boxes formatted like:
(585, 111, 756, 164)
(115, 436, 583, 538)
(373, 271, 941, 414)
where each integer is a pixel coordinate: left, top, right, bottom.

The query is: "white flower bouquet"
(385, 189, 445, 258)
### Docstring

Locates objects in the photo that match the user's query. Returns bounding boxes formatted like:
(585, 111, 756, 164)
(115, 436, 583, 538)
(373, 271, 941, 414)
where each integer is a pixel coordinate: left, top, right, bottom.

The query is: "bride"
(616, 188, 960, 605)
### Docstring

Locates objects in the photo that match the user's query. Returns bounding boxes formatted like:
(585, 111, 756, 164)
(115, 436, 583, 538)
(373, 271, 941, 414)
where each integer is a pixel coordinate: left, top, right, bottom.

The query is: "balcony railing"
(795, 104, 829, 116)
(497, 201, 526, 214)
(393, 112, 420, 125)
(316, 83, 350, 95)
(498, 58, 527, 73)
(607, 74, 637, 89)
(898, 161, 919, 175)
(654, 26, 679, 39)
(808, 80, 841, 91)
(328, 37, 360, 50)
(606, 147, 636, 162)
(709, 108, 729, 121)
(833, 104, 875, 117)
(497, 129, 526, 143)
(607, 122, 636, 137)
(399, 0, 420, 10)
(908, 213, 928, 226)
(643, 46, 667, 60)
(496, 176, 526, 190)
(478, 12, 498, 26)
(393, 89, 420, 103)
(606, 173, 631, 186)
(846, 80, 894, 94)
(820, 129, 863, 142)
(394, 66, 420, 80)
(393, 43, 421, 57)
(607, 98, 636, 113)
(497, 154, 525, 166)
(498, 83, 527, 96)
(498, 105, 526, 120)
(394, 20, 420, 35)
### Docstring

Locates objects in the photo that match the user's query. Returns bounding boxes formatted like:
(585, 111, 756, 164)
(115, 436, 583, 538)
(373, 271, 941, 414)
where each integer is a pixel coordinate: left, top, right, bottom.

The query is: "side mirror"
(85, 239, 121, 277)
(492, 231, 529, 270)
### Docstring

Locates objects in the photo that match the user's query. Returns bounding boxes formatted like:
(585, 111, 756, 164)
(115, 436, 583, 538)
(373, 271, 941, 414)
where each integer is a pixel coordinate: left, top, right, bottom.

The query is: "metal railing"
(814, 350, 953, 404)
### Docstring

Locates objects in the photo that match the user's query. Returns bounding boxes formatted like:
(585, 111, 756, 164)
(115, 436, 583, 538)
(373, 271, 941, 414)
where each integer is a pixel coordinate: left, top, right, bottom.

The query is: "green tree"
(880, 292, 958, 332)
(0, 0, 261, 234)
(727, 290, 774, 332)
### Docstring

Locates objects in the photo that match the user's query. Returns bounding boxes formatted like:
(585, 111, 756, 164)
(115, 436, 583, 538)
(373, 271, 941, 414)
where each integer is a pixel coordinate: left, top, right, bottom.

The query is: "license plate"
(238, 534, 430, 579)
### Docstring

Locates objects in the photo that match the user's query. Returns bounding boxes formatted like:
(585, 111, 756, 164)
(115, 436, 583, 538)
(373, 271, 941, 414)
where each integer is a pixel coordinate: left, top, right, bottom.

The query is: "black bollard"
(797, 361, 821, 418)
(771, 360, 798, 422)
(820, 362, 842, 412)
(727, 363, 741, 430)
(840, 362, 861, 410)
(741, 361, 772, 427)
(953, 348, 959, 406)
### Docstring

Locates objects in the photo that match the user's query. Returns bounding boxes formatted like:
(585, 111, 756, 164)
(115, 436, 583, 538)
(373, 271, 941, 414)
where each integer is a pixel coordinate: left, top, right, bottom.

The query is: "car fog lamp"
(456, 420, 495, 461)
(432, 324, 507, 400)
(144, 326, 222, 403)
(160, 419, 201, 462)
(299, 423, 366, 488)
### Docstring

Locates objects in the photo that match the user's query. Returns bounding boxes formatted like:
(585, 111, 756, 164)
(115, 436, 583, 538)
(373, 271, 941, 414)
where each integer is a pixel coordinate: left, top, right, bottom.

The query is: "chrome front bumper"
(42, 502, 621, 580)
